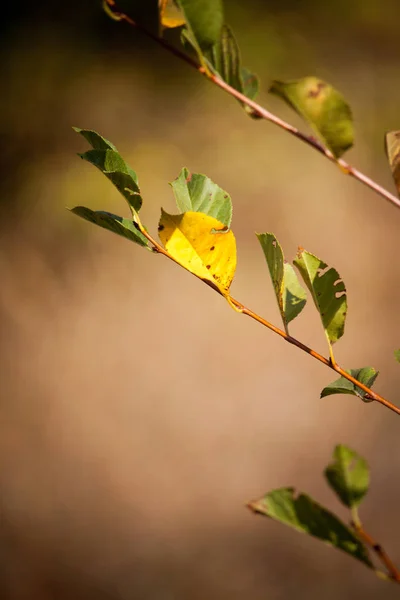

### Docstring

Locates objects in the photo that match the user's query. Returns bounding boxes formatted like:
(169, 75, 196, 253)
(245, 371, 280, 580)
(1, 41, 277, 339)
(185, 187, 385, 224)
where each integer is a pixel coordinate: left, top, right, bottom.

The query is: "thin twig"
(351, 520, 400, 583)
(134, 218, 400, 417)
(105, 0, 400, 211)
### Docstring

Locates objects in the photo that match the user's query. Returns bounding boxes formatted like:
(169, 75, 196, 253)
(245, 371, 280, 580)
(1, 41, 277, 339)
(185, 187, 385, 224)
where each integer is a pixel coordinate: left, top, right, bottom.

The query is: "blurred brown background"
(1, 1, 400, 598)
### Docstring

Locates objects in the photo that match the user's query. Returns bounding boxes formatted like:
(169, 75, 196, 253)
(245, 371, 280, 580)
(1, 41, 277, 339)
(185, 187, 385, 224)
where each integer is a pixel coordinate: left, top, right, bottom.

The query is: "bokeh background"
(1, 1, 400, 598)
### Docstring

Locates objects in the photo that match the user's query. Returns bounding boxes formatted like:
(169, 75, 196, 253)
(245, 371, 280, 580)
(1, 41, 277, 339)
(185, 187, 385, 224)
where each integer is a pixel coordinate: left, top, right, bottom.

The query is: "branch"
(103, 0, 400, 416)
(104, 0, 400, 211)
(133, 216, 400, 417)
(351, 520, 400, 583)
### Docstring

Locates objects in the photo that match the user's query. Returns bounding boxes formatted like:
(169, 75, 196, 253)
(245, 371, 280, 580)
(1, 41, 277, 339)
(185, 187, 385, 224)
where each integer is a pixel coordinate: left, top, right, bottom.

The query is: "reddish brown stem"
(352, 521, 400, 583)
(135, 221, 400, 417)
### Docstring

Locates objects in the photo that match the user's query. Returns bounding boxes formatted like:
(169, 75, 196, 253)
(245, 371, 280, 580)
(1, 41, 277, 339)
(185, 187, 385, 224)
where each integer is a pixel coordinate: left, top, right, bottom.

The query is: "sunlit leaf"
(320, 367, 378, 403)
(70, 207, 149, 248)
(158, 210, 236, 296)
(170, 168, 232, 227)
(324, 445, 369, 509)
(385, 130, 400, 197)
(257, 233, 306, 330)
(294, 249, 347, 349)
(248, 488, 373, 569)
(270, 77, 354, 158)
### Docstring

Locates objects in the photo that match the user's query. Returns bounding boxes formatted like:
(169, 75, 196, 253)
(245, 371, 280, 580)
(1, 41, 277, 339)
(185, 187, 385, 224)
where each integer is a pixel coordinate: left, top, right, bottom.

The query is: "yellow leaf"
(159, 0, 186, 28)
(158, 210, 236, 296)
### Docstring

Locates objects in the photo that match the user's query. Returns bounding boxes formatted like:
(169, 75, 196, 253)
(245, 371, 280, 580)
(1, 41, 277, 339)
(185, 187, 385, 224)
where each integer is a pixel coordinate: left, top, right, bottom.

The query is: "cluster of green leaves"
(109, 0, 400, 174)
(154, 0, 356, 156)
(248, 445, 374, 571)
(71, 128, 381, 405)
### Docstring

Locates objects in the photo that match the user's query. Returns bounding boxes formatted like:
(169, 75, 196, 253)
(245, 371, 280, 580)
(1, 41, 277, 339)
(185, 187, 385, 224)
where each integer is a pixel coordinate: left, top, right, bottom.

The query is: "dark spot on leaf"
(272, 240, 277, 248)
(158, 224, 165, 231)
(308, 81, 326, 98)
(224, 194, 228, 199)
(210, 246, 215, 251)
(206, 265, 211, 270)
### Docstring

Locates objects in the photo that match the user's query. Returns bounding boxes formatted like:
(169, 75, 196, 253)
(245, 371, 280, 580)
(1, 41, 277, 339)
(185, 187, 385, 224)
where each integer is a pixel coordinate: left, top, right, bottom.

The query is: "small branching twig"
(105, 0, 400, 211)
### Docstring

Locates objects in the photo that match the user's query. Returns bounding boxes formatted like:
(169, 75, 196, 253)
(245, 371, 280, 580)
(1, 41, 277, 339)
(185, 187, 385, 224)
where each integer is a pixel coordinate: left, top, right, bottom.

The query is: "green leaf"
(248, 488, 373, 569)
(394, 349, 400, 363)
(73, 130, 150, 248)
(320, 367, 379, 403)
(73, 127, 116, 151)
(270, 77, 354, 158)
(182, 23, 259, 116)
(75, 127, 143, 214)
(170, 167, 232, 227)
(324, 445, 369, 509)
(241, 66, 259, 101)
(257, 233, 306, 330)
(175, 0, 224, 50)
(385, 131, 400, 197)
(202, 25, 259, 116)
(203, 25, 242, 95)
(79, 149, 142, 213)
(69, 207, 149, 248)
(293, 249, 347, 349)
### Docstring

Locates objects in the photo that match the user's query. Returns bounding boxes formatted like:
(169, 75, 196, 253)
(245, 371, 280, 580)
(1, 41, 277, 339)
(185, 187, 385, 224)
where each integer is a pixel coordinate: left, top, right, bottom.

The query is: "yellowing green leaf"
(385, 130, 400, 197)
(270, 77, 354, 158)
(158, 210, 236, 296)
(294, 249, 347, 351)
(257, 233, 306, 331)
(159, 0, 186, 28)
